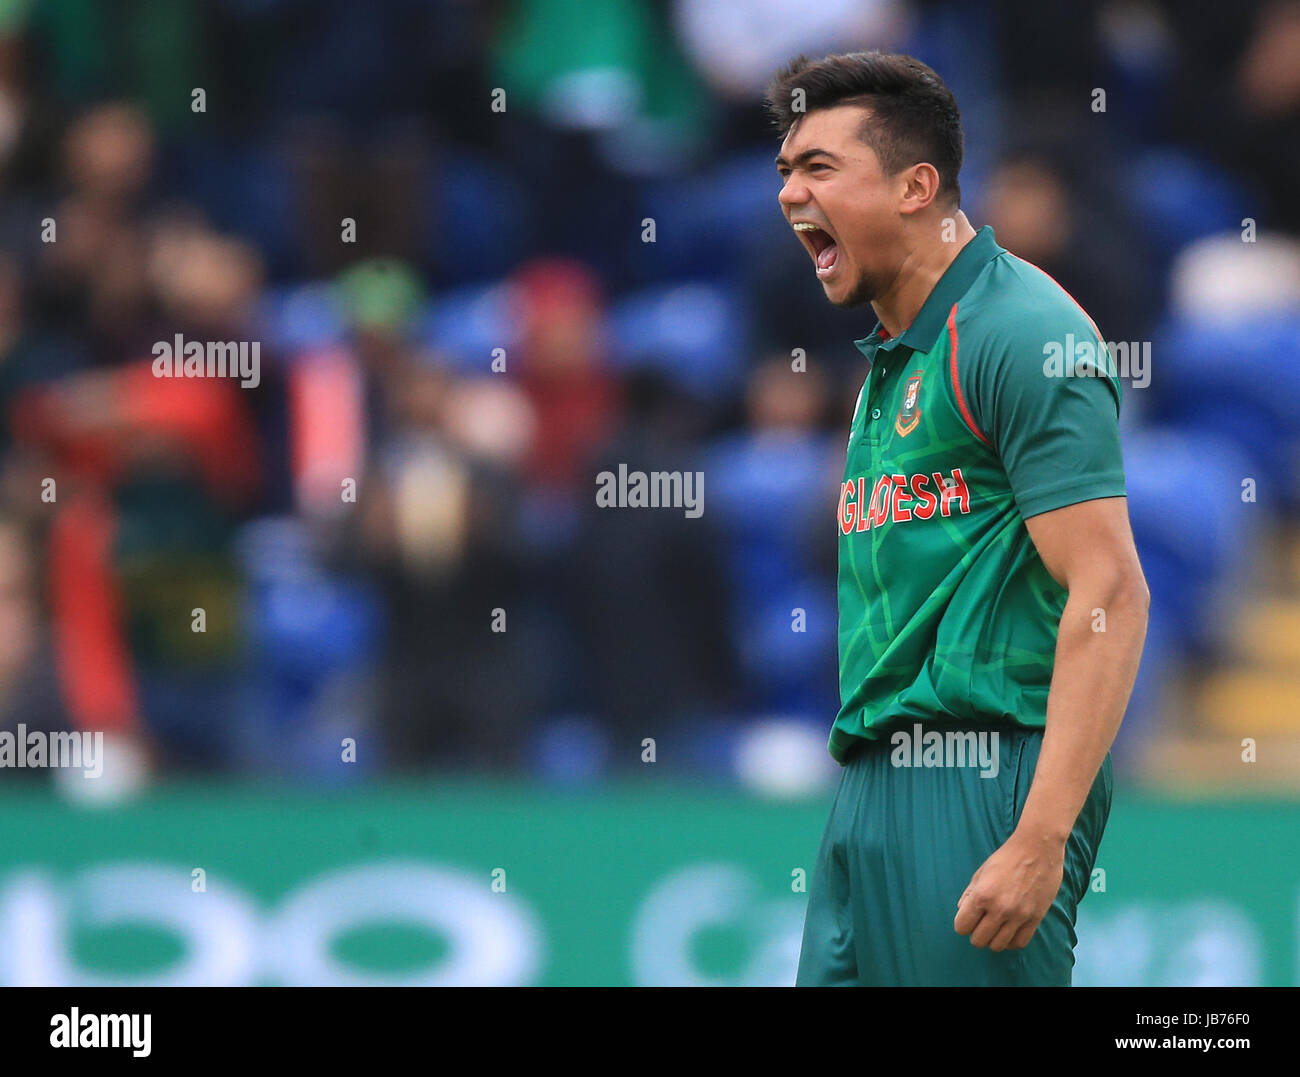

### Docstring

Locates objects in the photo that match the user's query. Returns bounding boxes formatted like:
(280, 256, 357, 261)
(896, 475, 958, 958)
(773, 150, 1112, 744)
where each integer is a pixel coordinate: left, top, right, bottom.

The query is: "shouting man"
(766, 52, 1149, 986)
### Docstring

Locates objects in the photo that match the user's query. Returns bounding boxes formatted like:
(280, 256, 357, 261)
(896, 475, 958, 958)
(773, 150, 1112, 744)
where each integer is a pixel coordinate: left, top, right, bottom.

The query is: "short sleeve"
(961, 306, 1126, 520)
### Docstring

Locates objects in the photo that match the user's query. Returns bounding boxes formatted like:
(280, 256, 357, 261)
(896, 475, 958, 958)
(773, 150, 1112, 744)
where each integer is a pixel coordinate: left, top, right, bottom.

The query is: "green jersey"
(830, 225, 1125, 764)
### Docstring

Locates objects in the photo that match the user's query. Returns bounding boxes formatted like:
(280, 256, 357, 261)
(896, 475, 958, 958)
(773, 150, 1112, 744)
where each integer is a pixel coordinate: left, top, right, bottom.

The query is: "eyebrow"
(775, 148, 840, 169)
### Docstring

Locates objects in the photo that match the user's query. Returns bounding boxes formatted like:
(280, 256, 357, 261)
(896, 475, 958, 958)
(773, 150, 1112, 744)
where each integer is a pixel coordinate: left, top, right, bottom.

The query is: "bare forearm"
(1016, 578, 1148, 845)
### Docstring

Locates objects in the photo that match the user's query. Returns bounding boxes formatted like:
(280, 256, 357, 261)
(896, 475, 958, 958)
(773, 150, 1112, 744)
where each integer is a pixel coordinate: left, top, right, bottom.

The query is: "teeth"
(792, 222, 818, 232)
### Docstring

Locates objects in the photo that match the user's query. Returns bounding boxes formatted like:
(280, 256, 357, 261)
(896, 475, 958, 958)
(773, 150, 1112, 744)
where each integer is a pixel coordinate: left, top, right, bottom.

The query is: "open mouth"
(792, 221, 839, 278)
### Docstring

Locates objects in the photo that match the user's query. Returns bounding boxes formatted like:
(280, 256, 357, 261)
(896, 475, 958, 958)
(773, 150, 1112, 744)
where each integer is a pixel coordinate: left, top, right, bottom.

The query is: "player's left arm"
(949, 299, 1148, 952)
(954, 495, 1149, 951)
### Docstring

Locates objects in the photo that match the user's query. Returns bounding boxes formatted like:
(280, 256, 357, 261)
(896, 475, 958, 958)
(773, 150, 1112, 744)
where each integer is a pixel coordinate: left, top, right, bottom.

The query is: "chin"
(824, 276, 873, 309)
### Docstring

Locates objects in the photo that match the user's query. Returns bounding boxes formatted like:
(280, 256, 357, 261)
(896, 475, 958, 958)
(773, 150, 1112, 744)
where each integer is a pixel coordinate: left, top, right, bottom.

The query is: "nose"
(778, 176, 808, 209)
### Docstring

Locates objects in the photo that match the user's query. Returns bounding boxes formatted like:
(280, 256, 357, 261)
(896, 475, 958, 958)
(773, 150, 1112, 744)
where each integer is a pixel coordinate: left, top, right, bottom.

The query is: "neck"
(873, 209, 976, 338)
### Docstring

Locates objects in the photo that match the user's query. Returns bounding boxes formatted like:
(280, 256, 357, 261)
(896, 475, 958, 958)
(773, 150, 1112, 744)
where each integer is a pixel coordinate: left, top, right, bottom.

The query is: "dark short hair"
(764, 51, 964, 205)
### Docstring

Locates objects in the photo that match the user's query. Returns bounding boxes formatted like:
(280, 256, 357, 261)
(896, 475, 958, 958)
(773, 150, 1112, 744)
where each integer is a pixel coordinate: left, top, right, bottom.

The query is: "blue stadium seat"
(705, 433, 839, 709)
(430, 151, 530, 282)
(1126, 150, 1252, 261)
(636, 149, 780, 281)
(1156, 311, 1300, 419)
(531, 715, 611, 785)
(234, 518, 380, 703)
(164, 138, 298, 276)
(746, 590, 838, 715)
(704, 432, 832, 592)
(1122, 426, 1260, 654)
(241, 565, 379, 682)
(605, 281, 749, 398)
(1151, 311, 1300, 505)
(258, 283, 347, 354)
(415, 281, 519, 372)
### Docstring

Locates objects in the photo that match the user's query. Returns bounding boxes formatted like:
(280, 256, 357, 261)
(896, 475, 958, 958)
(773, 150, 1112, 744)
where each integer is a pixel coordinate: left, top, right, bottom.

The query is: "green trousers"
(796, 722, 1112, 986)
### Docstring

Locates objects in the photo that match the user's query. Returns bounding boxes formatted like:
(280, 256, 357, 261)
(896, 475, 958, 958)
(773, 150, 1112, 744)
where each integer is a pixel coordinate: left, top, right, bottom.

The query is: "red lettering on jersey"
(937, 467, 971, 516)
(948, 467, 971, 513)
(842, 469, 969, 531)
(890, 474, 912, 521)
(911, 473, 937, 520)
(839, 479, 857, 534)
(869, 475, 892, 528)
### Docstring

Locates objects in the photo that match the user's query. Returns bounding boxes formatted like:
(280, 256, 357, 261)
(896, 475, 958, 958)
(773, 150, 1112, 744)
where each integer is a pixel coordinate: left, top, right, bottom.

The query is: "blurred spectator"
(1161, 0, 1300, 232)
(0, 516, 70, 780)
(566, 369, 741, 756)
(10, 359, 263, 771)
(30, 104, 158, 367)
(979, 152, 1157, 343)
(350, 355, 543, 772)
(511, 258, 621, 496)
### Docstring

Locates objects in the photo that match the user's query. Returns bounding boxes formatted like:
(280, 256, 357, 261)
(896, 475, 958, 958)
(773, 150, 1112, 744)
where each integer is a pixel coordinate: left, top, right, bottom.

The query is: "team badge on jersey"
(895, 372, 923, 436)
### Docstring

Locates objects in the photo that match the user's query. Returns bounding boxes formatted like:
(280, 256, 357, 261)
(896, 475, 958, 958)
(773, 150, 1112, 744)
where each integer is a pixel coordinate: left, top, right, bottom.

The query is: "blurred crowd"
(0, 0, 1298, 785)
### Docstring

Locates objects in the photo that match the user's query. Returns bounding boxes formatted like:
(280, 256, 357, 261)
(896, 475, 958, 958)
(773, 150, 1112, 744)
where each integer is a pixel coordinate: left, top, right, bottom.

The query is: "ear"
(898, 162, 942, 216)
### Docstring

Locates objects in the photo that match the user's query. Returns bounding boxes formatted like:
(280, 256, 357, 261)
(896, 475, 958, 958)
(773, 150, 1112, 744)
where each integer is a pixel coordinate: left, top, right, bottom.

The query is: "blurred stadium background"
(0, 0, 1298, 985)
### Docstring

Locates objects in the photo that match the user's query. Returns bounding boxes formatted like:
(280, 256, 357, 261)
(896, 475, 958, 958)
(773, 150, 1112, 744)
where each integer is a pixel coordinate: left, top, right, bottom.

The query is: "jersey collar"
(854, 225, 1004, 356)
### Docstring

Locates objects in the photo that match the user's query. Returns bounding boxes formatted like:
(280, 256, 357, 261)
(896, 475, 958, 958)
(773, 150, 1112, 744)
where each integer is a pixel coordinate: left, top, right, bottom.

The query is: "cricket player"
(766, 52, 1150, 986)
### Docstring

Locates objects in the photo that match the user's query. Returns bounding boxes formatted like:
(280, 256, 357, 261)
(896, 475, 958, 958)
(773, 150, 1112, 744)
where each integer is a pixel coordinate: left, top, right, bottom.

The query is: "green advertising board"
(0, 782, 1295, 985)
